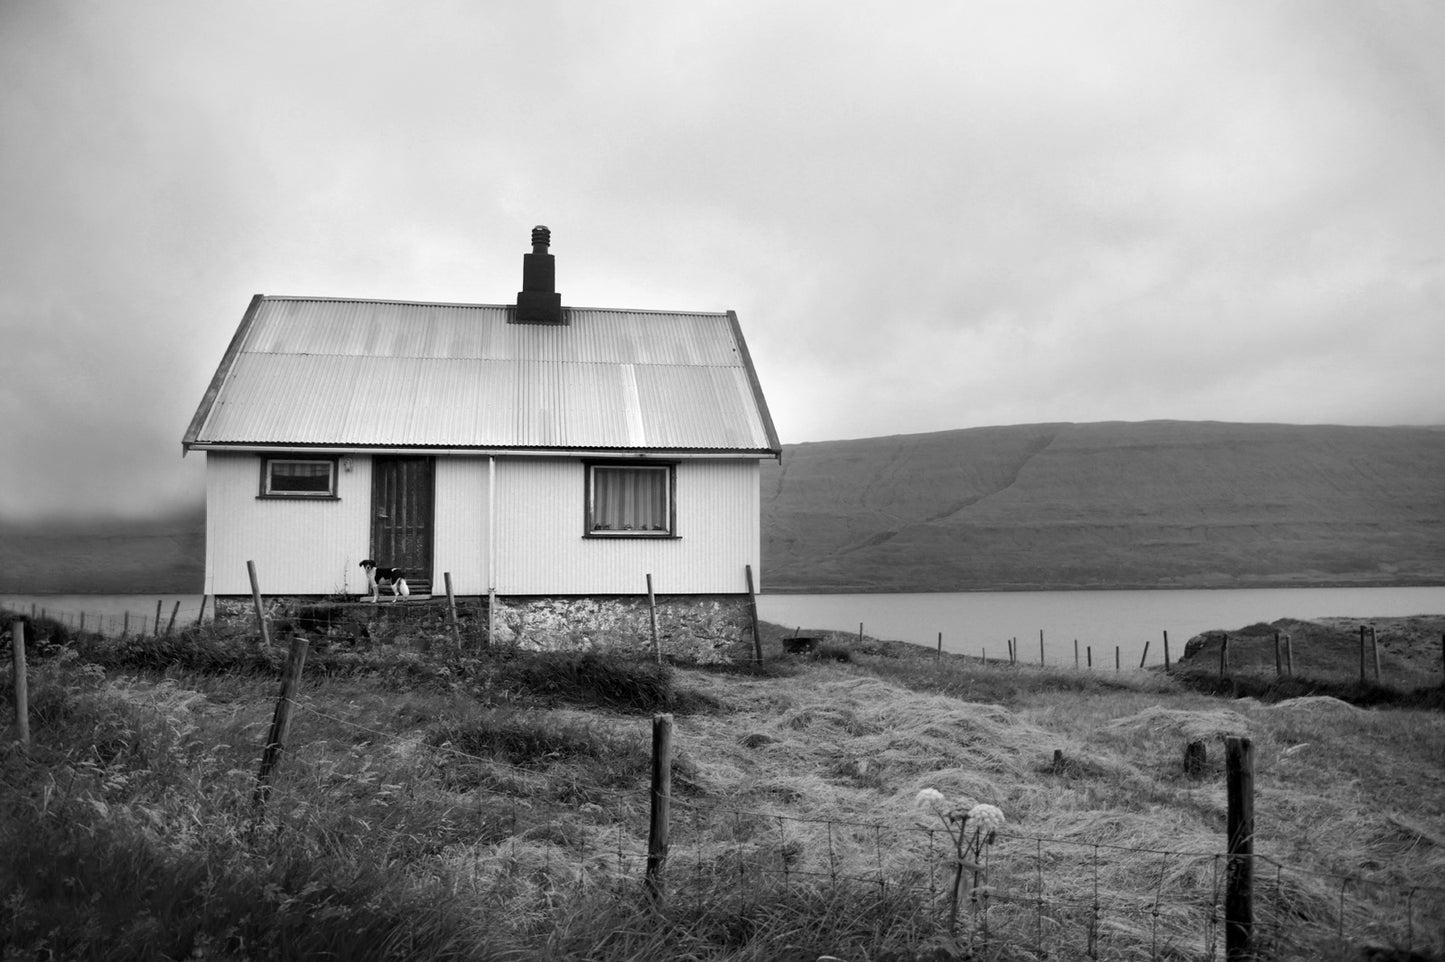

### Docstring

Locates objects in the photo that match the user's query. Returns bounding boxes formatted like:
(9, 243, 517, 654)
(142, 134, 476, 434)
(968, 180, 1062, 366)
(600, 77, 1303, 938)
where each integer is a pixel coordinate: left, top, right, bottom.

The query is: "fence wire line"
(280, 696, 1445, 909)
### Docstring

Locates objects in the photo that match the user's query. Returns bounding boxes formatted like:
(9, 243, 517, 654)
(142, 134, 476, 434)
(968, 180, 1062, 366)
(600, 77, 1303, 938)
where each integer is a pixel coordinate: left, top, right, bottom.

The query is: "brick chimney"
(514, 225, 564, 324)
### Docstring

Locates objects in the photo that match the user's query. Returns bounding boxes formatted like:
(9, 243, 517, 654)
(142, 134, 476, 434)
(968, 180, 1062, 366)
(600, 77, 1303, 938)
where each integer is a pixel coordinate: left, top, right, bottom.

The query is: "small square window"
(262, 458, 337, 497)
(586, 462, 674, 537)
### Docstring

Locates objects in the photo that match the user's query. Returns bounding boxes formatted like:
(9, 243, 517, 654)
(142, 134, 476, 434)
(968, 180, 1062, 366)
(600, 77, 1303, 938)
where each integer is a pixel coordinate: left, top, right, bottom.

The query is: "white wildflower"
(914, 788, 947, 813)
(966, 803, 1005, 842)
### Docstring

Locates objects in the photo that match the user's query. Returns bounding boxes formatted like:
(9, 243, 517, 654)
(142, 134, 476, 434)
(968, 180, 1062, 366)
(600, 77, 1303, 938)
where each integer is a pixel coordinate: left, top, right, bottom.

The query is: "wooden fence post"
(488, 587, 497, 648)
(936, 631, 942, 663)
(1039, 629, 1045, 666)
(744, 565, 762, 664)
(1225, 736, 1255, 961)
(1370, 626, 1381, 684)
(1086, 646, 1092, 669)
(253, 636, 310, 809)
(645, 713, 674, 904)
(122, 611, 130, 638)
(646, 574, 661, 664)
(1074, 639, 1079, 669)
(857, 623, 863, 647)
(247, 561, 273, 650)
(1139, 641, 1150, 669)
(1273, 631, 1282, 679)
(10, 621, 28, 749)
(1183, 740, 1206, 779)
(1163, 630, 1171, 672)
(1285, 633, 1294, 677)
(165, 601, 180, 636)
(444, 573, 462, 649)
(196, 595, 209, 627)
(154, 600, 163, 637)
(1220, 633, 1230, 679)
(1115, 645, 1120, 671)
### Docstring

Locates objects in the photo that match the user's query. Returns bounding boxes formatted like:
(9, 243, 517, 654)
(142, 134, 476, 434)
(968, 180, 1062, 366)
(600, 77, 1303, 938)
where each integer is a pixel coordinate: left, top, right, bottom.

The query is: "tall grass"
(4, 614, 1442, 960)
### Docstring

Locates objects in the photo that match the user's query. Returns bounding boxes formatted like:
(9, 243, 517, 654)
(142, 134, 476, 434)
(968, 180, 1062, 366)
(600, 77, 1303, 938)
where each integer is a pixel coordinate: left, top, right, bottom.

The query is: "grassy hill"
(0, 507, 205, 594)
(4, 421, 1444, 594)
(762, 420, 1445, 592)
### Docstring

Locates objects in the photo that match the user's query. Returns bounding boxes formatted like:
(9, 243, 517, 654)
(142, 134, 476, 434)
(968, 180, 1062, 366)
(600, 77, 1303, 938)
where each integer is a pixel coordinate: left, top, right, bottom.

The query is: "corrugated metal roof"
(185, 297, 779, 453)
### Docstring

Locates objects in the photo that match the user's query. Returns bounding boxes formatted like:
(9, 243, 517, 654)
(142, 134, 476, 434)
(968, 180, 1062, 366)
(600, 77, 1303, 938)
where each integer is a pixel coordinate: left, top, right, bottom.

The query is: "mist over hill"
(3, 422, 1443, 595)
(0, 506, 205, 594)
(761, 421, 1445, 592)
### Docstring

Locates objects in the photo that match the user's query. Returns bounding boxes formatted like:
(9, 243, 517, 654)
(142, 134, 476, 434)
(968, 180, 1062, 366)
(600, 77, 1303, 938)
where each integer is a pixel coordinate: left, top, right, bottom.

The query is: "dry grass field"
(2, 611, 1442, 961)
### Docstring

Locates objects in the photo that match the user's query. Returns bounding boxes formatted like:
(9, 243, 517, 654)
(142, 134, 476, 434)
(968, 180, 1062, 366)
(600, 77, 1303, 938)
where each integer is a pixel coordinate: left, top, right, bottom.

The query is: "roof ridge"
(260, 295, 728, 316)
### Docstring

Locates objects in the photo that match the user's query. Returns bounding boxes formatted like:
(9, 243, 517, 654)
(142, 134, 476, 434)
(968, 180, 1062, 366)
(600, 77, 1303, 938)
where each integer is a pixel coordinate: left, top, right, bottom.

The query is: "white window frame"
(260, 456, 339, 499)
(584, 461, 676, 538)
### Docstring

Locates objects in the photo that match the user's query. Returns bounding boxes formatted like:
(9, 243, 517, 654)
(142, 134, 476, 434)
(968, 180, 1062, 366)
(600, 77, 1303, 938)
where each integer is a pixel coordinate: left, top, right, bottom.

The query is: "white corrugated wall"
(433, 457, 490, 595)
(205, 452, 761, 597)
(494, 457, 760, 595)
(204, 452, 373, 596)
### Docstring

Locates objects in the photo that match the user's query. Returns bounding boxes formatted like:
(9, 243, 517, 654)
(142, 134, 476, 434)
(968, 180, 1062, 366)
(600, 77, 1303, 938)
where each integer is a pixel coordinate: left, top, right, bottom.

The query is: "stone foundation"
(212, 594, 756, 664)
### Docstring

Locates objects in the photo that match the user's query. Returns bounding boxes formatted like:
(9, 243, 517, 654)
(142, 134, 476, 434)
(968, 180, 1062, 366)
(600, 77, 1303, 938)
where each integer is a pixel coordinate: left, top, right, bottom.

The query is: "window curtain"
(593, 467, 667, 531)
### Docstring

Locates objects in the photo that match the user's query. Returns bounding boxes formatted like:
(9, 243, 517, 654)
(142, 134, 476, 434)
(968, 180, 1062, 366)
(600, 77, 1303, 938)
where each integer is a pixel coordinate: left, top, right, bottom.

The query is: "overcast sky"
(4, 1, 1444, 522)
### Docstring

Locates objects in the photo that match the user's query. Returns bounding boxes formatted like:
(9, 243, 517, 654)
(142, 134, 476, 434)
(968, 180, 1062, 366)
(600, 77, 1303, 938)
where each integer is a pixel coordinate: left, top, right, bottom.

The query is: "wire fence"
(3, 597, 206, 639)
(6, 610, 1443, 959)
(275, 697, 1445, 961)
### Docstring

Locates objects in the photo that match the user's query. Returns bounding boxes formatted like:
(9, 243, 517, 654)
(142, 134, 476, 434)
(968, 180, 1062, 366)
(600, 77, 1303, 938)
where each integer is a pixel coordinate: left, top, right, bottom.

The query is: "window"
(586, 462, 675, 537)
(261, 457, 338, 498)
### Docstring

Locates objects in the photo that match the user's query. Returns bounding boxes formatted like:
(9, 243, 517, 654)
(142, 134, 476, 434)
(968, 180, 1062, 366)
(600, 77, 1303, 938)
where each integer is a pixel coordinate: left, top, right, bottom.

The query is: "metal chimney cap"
(531, 225, 551, 253)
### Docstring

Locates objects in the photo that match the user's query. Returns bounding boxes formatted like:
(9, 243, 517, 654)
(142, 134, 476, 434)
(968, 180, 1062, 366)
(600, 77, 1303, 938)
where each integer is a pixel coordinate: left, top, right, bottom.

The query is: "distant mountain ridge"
(4, 422, 1443, 594)
(761, 421, 1445, 592)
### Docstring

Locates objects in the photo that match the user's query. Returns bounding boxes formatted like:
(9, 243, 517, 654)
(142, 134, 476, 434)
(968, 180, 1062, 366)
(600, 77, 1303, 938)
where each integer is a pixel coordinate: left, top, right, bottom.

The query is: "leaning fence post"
(1370, 626, 1381, 683)
(10, 621, 28, 749)
(1139, 640, 1150, 669)
(253, 636, 310, 809)
(444, 572, 462, 649)
(1225, 736, 1255, 961)
(744, 565, 762, 664)
(165, 601, 180, 636)
(247, 561, 273, 650)
(645, 713, 674, 904)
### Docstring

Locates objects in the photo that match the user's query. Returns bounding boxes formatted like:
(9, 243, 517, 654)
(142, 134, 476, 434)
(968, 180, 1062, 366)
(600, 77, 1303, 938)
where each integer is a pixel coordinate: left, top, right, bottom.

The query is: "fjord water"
(757, 585, 1445, 666)
(5, 586, 1444, 665)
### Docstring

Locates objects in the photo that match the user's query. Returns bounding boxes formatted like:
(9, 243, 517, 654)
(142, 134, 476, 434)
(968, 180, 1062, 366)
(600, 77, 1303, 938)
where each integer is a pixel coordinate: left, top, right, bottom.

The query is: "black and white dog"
(359, 560, 410, 604)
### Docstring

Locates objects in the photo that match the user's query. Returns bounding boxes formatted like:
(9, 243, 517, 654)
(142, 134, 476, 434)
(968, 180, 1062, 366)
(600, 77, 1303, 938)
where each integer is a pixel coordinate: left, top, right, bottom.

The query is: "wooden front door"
(371, 456, 434, 594)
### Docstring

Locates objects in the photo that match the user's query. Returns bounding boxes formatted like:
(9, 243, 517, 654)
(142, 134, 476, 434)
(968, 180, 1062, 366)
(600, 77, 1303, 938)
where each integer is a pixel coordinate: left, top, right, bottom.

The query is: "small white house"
(182, 227, 780, 605)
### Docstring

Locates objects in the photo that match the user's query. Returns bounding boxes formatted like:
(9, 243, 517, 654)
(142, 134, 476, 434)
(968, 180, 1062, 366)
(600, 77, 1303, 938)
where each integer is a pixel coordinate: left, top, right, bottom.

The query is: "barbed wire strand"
(213, 691, 1445, 960)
